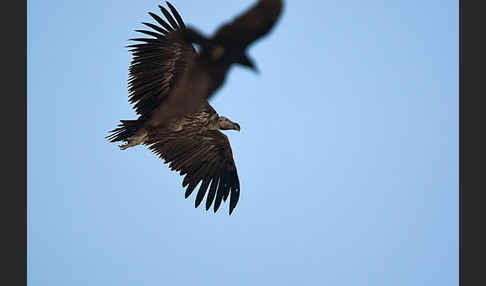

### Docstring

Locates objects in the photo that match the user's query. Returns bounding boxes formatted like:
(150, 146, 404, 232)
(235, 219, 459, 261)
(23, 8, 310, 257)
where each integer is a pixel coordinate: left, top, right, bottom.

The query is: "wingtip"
(229, 188, 240, 216)
(229, 203, 237, 215)
(158, 5, 169, 15)
(213, 203, 221, 213)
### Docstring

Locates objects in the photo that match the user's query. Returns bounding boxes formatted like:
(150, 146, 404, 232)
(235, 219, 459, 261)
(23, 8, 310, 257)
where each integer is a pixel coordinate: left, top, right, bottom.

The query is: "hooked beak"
(234, 123, 241, 132)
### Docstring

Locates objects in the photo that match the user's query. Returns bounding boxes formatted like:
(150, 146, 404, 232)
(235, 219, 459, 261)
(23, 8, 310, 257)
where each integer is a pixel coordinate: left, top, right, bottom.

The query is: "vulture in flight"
(107, 0, 283, 215)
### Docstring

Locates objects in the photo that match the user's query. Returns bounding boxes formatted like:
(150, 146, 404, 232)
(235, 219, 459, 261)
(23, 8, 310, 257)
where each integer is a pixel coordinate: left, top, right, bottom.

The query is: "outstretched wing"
(146, 111, 240, 215)
(127, 2, 197, 118)
(212, 0, 283, 48)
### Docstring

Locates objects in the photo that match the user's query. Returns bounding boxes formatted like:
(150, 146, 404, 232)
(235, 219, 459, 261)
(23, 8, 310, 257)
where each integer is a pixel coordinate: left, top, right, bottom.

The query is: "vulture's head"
(218, 116, 240, 131)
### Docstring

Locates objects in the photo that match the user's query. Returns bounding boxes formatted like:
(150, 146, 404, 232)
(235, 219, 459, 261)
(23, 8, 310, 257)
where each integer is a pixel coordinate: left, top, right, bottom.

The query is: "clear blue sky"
(28, 0, 458, 285)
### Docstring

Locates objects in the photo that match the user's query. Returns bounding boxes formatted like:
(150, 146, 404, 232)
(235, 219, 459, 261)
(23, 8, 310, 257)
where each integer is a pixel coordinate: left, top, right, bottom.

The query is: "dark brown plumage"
(107, 1, 283, 215)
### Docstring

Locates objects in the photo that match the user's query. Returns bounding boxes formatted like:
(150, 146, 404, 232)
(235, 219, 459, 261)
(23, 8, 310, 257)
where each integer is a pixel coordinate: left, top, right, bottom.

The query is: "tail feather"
(106, 120, 140, 143)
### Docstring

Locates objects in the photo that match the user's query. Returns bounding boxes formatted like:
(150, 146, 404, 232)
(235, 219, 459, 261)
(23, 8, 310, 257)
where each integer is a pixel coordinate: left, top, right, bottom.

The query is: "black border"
(4, 0, 26, 285)
(459, 1, 462, 284)
(460, 0, 485, 285)
(459, 0, 462, 283)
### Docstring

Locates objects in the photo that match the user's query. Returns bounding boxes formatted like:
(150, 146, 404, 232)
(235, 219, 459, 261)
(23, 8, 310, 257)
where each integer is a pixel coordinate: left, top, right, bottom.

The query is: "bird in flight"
(107, 1, 283, 215)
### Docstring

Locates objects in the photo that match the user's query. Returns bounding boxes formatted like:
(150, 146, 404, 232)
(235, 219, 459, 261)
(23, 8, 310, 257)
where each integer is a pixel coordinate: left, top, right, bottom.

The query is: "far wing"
(212, 0, 283, 48)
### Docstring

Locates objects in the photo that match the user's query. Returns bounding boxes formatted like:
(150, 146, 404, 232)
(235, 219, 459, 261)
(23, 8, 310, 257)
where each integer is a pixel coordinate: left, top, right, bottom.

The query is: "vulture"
(107, 0, 283, 215)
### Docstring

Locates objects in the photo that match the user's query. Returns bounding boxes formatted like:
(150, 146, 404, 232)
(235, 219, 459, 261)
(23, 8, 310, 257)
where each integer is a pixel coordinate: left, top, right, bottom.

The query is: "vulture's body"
(107, 1, 283, 215)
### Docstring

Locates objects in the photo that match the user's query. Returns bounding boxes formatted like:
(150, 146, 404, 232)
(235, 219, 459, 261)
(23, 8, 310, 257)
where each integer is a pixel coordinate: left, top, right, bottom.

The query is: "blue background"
(28, 0, 458, 285)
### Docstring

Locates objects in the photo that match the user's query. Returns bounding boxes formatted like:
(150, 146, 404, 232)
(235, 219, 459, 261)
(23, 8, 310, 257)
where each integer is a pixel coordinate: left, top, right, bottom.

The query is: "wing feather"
(160, 6, 179, 30)
(166, 2, 186, 28)
(142, 22, 169, 35)
(148, 12, 175, 32)
(196, 176, 218, 208)
(135, 29, 165, 39)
